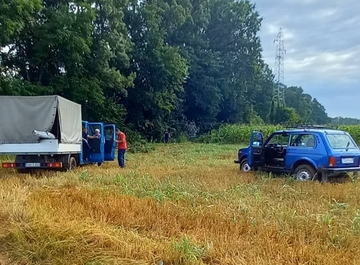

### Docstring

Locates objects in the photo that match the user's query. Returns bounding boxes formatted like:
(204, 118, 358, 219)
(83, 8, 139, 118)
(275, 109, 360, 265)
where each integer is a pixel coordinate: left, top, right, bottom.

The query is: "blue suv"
(234, 126, 360, 182)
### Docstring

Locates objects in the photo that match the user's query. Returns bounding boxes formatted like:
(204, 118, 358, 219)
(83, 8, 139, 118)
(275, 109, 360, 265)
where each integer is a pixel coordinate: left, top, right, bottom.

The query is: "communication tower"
(273, 28, 286, 106)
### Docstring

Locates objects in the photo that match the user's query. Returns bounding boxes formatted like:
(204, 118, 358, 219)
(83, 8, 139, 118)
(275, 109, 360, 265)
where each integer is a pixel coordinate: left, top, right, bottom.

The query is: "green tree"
(0, 0, 42, 46)
(285, 86, 312, 123)
(123, 0, 189, 140)
(208, 0, 264, 125)
(311, 98, 329, 124)
(0, 0, 134, 125)
(0, 0, 335, 140)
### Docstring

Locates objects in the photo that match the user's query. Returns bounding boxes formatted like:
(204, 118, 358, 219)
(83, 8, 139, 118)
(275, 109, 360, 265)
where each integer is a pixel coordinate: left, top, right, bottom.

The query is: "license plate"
(25, 163, 40, 167)
(341, 158, 354, 164)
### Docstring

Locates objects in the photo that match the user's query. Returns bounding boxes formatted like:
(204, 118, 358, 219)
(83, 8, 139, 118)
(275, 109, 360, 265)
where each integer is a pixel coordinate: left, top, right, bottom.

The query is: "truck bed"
(0, 139, 81, 155)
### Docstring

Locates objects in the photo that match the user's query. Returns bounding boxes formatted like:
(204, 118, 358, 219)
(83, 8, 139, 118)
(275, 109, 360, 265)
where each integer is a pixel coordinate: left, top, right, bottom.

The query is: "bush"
(195, 124, 360, 145)
(337, 125, 360, 144)
(123, 129, 155, 153)
(195, 124, 282, 144)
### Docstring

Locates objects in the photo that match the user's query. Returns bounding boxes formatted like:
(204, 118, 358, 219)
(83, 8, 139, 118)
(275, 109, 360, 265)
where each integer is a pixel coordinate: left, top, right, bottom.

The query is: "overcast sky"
(252, 0, 359, 118)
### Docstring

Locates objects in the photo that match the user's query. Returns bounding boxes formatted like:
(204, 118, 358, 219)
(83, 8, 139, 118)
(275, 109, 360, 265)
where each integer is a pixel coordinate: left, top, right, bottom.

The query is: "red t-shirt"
(118, 132, 127, 149)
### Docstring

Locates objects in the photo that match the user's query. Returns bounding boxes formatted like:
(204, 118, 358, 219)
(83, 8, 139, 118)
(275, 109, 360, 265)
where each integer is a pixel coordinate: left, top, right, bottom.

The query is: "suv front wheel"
(294, 164, 316, 181)
(240, 158, 251, 172)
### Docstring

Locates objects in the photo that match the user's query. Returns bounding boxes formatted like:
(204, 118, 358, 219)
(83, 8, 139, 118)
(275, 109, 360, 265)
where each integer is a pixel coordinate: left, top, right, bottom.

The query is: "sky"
(252, 0, 360, 118)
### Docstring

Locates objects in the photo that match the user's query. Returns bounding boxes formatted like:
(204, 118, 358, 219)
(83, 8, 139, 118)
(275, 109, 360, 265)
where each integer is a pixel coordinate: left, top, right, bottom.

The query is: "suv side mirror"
(252, 141, 261, 146)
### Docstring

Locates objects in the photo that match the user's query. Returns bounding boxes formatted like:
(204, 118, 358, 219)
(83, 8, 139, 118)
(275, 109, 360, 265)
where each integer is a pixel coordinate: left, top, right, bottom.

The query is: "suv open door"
(248, 131, 265, 168)
(104, 124, 116, 161)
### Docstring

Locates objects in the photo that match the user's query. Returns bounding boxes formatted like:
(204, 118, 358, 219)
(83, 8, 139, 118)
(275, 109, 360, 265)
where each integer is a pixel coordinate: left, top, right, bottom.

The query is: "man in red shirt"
(115, 128, 127, 168)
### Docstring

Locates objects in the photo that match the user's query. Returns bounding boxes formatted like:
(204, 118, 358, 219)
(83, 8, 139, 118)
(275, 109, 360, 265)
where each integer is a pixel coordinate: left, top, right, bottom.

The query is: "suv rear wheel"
(294, 164, 316, 181)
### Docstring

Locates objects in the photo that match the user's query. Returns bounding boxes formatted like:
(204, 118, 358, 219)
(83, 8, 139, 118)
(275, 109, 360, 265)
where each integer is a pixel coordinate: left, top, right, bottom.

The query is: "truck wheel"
(294, 164, 316, 181)
(240, 158, 251, 172)
(69, 156, 77, 171)
(63, 155, 77, 171)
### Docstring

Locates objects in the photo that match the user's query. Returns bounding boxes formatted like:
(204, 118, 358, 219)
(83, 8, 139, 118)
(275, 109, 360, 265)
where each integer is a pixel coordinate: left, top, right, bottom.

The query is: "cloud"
(253, 0, 360, 118)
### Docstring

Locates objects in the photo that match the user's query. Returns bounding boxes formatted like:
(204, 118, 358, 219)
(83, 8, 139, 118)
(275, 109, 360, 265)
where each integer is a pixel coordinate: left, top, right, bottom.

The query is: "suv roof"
(274, 128, 346, 134)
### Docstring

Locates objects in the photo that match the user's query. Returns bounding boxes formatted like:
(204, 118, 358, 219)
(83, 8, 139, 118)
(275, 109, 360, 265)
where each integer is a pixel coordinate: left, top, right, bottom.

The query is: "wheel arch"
(292, 158, 317, 173)
(240, 155, 248, 164)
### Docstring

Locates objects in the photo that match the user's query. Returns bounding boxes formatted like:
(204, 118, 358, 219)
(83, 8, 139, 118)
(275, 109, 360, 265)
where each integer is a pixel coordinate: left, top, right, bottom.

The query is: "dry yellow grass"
(1, 143, 360, 264)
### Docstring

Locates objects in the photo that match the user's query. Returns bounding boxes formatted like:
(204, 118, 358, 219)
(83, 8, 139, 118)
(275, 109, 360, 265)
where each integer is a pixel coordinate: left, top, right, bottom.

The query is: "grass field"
(1, 143, 360, 264)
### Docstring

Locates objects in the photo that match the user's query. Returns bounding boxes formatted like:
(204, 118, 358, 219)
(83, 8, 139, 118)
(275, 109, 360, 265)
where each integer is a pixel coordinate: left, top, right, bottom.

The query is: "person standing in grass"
(164, 129, 170, 143)
(116, 128, 127, 168)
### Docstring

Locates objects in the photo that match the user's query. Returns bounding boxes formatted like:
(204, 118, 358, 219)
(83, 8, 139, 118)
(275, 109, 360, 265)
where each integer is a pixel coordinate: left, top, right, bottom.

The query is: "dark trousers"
(118, 149, 126, 168)
(83, 140, 91, 161)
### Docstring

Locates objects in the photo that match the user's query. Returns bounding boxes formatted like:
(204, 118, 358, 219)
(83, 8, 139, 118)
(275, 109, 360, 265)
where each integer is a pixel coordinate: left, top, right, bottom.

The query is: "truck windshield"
(325, 134, 357, 149)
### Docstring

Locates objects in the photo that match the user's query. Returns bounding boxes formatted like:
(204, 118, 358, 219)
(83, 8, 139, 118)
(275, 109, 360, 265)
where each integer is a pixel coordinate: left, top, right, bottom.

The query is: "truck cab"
(81, 121, 117, 166)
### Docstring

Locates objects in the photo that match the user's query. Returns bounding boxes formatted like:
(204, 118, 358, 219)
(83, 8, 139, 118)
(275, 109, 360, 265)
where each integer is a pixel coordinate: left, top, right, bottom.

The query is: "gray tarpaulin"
(57, 96, 82, 144)
(0, 95, 82, 144)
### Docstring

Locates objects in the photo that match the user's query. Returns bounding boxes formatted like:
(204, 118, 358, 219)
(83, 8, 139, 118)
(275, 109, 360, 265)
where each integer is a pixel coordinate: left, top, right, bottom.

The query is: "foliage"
(0, 0, 341, 142)
(196, 124, 360, 145)
(330, 117, 360, 125)
(122, 0, 189, 141)
(0, 0, 135, 126)
(124, 129, 156, 153)
(0, 0, 42, 46)
(196, 124, 281, 144)
(337, 125, 360, 144)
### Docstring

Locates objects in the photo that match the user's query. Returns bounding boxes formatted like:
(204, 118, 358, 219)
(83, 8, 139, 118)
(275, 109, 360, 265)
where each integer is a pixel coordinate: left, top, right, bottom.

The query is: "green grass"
(1, 143, 360, 264)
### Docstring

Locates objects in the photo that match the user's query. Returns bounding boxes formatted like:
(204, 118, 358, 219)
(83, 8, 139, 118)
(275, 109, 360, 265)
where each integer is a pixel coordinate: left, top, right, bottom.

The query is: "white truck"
(0, 95, 117, 173)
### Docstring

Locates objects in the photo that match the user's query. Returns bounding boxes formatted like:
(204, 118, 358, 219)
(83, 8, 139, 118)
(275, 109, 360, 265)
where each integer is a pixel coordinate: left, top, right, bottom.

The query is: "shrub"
(195, 124, 360, 145)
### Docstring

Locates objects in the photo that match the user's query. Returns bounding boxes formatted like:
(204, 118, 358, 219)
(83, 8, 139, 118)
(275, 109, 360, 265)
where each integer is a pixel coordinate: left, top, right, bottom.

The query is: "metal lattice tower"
(273, 28, 286, 106)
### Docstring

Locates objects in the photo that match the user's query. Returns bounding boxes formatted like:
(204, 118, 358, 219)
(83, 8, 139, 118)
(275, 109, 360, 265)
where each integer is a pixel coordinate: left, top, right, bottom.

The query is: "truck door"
(104, 124, 116, 161)
(248, 131, 265, 167)
(87, 122, 105, 163)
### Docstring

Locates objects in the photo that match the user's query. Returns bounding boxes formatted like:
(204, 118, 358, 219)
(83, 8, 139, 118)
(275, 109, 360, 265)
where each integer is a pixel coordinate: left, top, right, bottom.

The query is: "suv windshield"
(326, 134, 357, 149)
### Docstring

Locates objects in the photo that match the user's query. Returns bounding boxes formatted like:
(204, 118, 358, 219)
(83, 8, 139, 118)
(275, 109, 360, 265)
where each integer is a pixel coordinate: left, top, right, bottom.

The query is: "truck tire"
(294, 164, 316, 181)
(69, 156, 77, 170)
(62, 155, 77, 171)
(240, 158, 251, 172)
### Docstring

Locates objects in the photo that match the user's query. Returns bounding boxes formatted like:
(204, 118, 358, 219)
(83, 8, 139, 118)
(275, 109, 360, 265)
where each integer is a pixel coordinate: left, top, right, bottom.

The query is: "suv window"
(267, 133, 289, 146)
(290, 134, 315, 147)
(326, 134, 357, 149)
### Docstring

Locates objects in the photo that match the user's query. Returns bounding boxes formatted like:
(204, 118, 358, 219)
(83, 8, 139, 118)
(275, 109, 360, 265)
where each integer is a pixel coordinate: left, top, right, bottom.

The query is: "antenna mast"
(273, 28, 286, 106)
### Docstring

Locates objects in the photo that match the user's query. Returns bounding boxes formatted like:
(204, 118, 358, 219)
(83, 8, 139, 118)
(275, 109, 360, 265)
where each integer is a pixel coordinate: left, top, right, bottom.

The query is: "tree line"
(0, 0, 338, 141)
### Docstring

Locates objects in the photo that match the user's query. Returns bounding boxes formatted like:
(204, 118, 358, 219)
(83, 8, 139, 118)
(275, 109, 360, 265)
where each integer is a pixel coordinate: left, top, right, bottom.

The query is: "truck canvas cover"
(0, 95, 82, 144)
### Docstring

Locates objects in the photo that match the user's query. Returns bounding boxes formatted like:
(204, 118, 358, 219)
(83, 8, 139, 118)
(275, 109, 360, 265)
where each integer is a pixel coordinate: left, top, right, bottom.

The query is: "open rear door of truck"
(87, 122, 105, 163)
(104, 124, 116, 161)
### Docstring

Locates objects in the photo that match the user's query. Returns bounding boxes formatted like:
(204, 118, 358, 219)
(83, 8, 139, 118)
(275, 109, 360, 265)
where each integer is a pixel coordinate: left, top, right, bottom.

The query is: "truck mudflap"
(2, 162, 63, 169)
